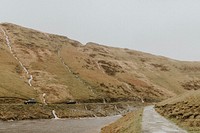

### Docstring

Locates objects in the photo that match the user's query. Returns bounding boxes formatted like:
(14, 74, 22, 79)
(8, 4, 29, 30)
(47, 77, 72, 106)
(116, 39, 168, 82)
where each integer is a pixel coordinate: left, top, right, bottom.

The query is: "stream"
(0, 27, 33, 87)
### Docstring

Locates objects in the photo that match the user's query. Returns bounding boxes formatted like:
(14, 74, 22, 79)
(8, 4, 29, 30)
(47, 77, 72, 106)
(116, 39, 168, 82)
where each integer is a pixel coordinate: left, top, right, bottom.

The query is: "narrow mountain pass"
(142, 106, 187, 133)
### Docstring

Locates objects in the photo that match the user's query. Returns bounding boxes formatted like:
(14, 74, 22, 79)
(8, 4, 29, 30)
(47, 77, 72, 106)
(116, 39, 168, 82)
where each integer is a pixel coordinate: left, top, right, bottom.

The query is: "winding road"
(142, 106, 187, 133)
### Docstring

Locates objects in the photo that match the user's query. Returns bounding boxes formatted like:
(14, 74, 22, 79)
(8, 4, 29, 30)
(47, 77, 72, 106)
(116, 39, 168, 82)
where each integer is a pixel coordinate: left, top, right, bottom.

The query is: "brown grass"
(0, 102, 141, 121)
(1, 23, 200, 107)
(0, 47, 37, 99)
(156, 90, 200, 133)
(101, 109, 143, 133)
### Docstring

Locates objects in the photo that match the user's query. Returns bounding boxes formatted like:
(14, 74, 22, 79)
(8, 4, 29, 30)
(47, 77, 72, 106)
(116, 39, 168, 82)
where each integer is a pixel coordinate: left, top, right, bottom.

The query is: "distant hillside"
(1, 23, 200, 104)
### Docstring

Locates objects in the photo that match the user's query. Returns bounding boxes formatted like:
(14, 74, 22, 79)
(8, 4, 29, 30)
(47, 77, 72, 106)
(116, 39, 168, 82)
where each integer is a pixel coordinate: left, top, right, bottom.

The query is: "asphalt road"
(0, 115, 121, 133)
(142, 106, 187, 133)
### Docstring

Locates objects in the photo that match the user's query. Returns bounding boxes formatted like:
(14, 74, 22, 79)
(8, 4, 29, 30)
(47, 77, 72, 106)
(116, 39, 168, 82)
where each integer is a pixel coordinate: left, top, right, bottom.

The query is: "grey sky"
(0, 0, 200, 61)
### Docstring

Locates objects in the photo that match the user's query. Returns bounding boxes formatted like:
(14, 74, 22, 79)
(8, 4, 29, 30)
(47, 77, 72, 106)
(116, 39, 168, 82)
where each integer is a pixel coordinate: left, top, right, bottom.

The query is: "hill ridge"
(0, 23, 200, 104)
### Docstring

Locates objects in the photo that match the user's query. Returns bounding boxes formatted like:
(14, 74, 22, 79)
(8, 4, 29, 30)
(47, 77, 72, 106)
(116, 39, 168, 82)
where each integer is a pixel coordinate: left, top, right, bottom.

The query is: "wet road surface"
(0, 115, 121, 133)
(142, 106, 187, 133)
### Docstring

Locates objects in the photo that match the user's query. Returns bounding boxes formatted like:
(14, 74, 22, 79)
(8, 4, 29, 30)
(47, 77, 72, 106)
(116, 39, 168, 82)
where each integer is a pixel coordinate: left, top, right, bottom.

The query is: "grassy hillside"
(0, 38, 37, 100)
(156, 90, 200, 132)
(1, 23, 200, 105)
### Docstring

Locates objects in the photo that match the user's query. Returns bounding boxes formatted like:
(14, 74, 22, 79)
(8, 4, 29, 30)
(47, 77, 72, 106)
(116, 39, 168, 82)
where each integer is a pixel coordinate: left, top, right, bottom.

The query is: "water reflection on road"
(0, 115, 121, 133)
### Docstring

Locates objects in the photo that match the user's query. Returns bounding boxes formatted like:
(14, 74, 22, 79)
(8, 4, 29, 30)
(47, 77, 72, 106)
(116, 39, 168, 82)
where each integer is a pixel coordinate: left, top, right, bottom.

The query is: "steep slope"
(0, 23, 95, 103)
(1, 23, 200, 104)
(60, 42, 200, 102)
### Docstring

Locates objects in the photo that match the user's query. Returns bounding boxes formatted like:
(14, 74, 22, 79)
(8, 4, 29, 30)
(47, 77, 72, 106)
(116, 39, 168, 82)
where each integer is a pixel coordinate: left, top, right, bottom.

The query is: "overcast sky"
(0, 0, 200, 61)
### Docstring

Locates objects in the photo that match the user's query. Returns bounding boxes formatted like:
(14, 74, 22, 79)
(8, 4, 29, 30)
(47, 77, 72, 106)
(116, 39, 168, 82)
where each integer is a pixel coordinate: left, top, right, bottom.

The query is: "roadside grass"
(156, 90, 200, 133)
(101, 108, 143, 133)
(169, 118, 200, 133)
(0, 102, 141, 121)
(0, 104, 94, 121)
